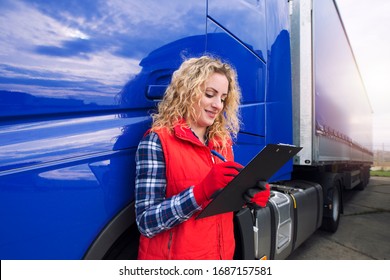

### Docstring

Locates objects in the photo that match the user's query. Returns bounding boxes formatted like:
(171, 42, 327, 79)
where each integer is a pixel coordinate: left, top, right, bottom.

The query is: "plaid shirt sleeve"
(135, 132, 201, 238)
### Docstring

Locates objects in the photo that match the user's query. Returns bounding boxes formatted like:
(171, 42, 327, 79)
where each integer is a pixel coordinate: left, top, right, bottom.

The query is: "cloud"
(35, 39, 94, 58)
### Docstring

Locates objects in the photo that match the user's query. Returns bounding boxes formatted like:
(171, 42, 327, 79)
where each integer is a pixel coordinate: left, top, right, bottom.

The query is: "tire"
(321, 181, 341, 233)
(356, 167, 369, 191)
(103, 224, 140, 260)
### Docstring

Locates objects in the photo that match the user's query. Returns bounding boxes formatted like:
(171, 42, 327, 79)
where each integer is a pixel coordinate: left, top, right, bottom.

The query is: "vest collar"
(173, 119, 215, 149)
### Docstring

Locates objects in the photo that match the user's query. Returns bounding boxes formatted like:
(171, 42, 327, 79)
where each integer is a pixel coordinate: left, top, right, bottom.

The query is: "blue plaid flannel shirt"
(135, 132, 202, 238)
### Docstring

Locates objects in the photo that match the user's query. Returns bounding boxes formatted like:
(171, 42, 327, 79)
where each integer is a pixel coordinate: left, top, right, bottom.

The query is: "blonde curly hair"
(151, 55, 241, 149)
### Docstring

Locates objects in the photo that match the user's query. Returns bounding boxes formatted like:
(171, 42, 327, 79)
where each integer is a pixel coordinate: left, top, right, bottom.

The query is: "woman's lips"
(205, 109, 218, 118)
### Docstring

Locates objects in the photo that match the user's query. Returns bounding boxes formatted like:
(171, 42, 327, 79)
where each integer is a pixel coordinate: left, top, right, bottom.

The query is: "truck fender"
(83, 202, 138, 259)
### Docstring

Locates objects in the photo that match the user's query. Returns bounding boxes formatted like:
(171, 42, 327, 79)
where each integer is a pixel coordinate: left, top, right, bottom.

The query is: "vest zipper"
(167, 231, 173, 258)
(218, 222, 222, 259)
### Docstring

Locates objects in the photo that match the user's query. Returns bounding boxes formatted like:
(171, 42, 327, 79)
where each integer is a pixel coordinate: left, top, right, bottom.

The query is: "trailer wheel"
(356, 167, 369, 191)
(321, 182, 341, 233)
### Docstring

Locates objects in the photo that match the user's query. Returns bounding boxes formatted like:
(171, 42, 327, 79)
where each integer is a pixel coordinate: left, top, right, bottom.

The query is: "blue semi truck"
(0, 0, 372, 259)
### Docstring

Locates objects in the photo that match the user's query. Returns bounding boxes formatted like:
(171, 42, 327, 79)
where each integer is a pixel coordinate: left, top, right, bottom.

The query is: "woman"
(135, 56, 269, 260)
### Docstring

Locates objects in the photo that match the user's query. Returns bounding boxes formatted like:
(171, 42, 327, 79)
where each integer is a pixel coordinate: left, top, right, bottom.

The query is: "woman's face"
(190, 72, 229, 133)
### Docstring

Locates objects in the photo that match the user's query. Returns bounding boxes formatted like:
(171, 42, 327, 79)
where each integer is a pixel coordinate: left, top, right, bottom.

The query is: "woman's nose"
(212, 98, 223, 110)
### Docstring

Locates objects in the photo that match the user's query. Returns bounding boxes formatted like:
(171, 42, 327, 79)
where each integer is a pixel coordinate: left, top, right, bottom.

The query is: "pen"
(211, 150, 227, 162)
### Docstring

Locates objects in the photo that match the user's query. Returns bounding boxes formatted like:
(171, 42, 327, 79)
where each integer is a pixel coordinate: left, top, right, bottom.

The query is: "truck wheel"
(103, 224, 139, 259)
(321, 182, 341, 233)
(356, 167, 369, 191)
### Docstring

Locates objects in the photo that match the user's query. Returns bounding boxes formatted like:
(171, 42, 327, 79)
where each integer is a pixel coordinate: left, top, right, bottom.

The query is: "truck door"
(206, 0, 267, 165)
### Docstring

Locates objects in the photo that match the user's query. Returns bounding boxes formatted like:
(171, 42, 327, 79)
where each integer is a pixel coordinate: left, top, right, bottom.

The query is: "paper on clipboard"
(196, 143, 302, 219)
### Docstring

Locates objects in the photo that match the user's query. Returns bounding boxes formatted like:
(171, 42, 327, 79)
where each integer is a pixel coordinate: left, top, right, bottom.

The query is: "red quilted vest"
(137, 122, 235, 260)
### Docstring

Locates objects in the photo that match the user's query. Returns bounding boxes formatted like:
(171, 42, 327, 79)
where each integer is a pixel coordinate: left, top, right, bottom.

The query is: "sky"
(336, 0, 390, 151)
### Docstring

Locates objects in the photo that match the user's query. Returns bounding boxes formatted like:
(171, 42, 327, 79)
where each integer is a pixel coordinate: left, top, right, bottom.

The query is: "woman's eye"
(221, 99, 226, 103)
(205, 92, 213, 98)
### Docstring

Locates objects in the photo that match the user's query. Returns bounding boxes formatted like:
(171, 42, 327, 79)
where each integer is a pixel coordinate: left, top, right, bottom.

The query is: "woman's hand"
(193, 161, 243, 204)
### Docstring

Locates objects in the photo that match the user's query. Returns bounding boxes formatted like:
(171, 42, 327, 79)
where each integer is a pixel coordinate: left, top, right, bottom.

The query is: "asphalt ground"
(287, 176, 390, 260)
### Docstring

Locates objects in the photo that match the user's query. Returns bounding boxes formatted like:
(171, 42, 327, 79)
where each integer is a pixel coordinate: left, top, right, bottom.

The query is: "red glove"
(193, 161, 243, 205)
(251, 183, 270, 207)
(244, 181, 271, 208)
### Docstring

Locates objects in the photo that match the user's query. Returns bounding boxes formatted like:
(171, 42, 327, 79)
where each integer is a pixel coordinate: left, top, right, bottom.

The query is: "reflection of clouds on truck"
(0, 0, 204, 112)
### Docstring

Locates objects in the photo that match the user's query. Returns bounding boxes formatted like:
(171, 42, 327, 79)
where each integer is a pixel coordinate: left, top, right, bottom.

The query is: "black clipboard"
(196, 143, 302, 219)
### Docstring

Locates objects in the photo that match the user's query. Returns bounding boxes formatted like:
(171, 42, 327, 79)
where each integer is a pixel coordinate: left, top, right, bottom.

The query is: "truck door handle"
(146, 85, 168, 100)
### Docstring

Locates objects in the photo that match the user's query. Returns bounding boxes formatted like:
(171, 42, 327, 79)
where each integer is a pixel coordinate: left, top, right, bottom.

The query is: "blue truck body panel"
(1, 0, 292, 259)
(0, 0, 208, 259)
